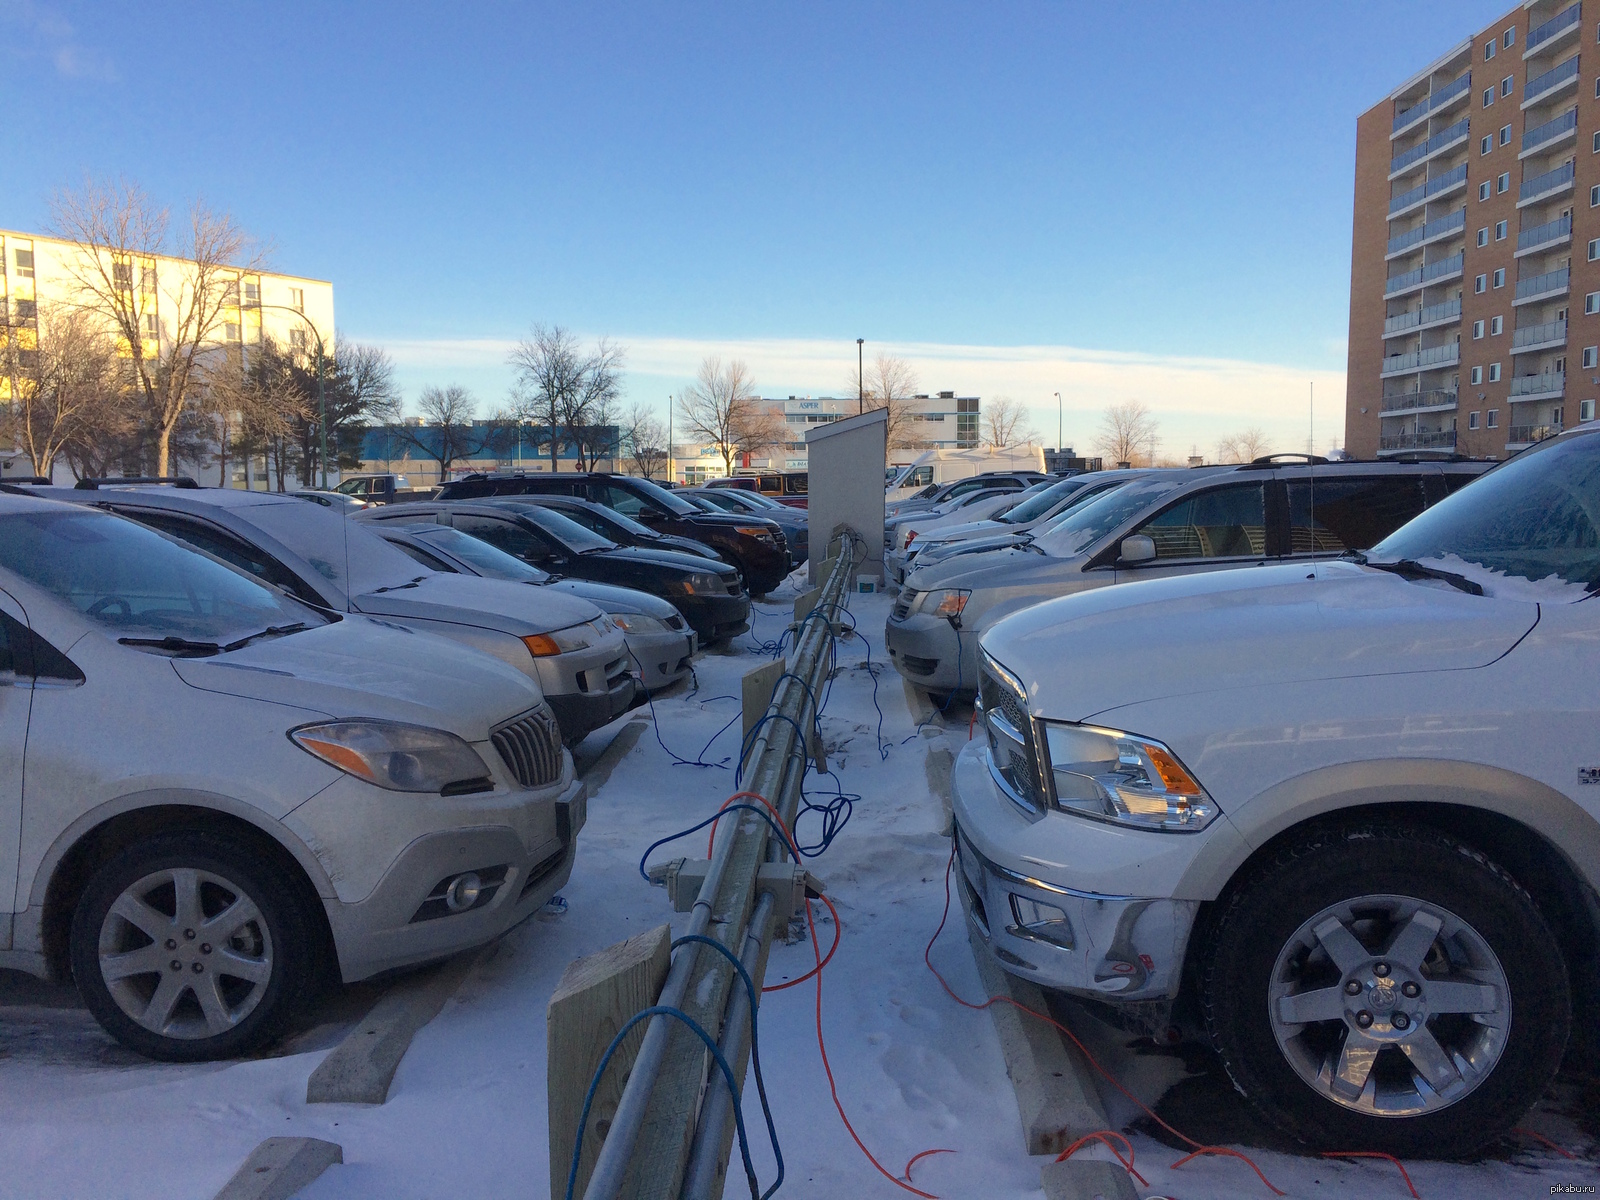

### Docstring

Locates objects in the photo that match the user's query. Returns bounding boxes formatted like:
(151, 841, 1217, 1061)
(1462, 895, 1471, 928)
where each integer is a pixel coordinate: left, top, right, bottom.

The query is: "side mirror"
(1119, 534, 1156, 564)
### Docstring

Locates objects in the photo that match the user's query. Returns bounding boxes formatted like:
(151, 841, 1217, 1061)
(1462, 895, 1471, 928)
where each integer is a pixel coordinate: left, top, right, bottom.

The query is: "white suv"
(0, 496, 585, 1060)
(954, 427, 1600, 1156)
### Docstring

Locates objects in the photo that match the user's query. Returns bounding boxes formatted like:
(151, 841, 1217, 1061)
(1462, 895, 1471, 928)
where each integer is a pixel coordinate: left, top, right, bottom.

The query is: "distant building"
(730, 391, 980, 476)
(358, 421, 619, 487)
(1346, 2, 1596, 460)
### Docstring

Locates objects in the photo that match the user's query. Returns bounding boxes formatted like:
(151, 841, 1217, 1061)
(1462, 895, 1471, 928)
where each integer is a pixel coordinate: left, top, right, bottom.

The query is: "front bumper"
(316, 773, 587, 982)
(546, 674, 644, 745)
(883, 610, 977, 694)
(678, 591, 752, 642)
(627, 627, 698, 692)
(951, 742, 1198, 1003)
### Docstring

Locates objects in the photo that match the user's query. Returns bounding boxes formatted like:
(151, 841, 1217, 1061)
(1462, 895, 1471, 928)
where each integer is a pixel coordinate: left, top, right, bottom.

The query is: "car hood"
(539, 578, 678, 617)
(353, 573, 601, 634)
(980, 560, 1541, 723)
(170, 617, 542, 739)
(906, 543, 1083, 592)
(680, 511, 779, 533)
(917, 518, 1006, 544)
(596, 545, 737, 575)
(641, 533, 724, 560)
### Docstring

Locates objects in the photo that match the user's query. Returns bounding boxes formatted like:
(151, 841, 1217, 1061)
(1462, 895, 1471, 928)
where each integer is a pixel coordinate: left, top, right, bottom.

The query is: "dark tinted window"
(1135, 483, 1267, 559)
(1442, 468, 1483, 494)
(0, 610, 15, 674)
(452, 514, 557, 563)
(598, 482, 651, 517)
(1287, 475, 1428, 554)
(387, 539, 456, 572)
(127, 512, 323, 604)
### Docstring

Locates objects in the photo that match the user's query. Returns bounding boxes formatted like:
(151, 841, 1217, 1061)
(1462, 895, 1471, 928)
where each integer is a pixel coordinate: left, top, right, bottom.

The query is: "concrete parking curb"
(305, 947, 485, 1105)
(212, 1137, 342, 1200)
(1039, 1157, 1139, 1200)
(961, 896, 1110, 1154)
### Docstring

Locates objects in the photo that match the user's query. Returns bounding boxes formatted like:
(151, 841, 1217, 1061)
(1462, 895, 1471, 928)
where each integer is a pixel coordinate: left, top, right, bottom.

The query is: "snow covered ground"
(0, 585, 1594, 1199)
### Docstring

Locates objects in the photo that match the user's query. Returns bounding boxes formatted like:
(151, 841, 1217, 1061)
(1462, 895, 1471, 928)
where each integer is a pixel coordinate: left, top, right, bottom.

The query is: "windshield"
(693, 491, 744, 513)
(1031, 478, 1183, 558)
(512, 504, 618, 552)
(406, 525, 548, 581)
(1372, 433, 1600, 594)
(243, 499, 425, 594)
(629, 477, 698, 516)
(999, 478, 1089, 524)
(0, 508, 325, 644)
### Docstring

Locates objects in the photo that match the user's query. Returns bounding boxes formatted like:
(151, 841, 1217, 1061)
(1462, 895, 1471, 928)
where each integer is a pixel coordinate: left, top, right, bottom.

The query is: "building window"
(1485, 39, 1496, 60)
(289, 288, 304, 310)
(1497, 171, 1510, 193)
(1502, 75, 1514, 97)
(1500, 124, 1512, 146)
(1489, 362, 1502, 382)
(1475, 273, 1488, 293)
(1487, 408, 1499, 428)
(1585, 347, 1599, 368)
(1555, 405, 1565, 426)
(1492, 315, 1504, 335)
(224, 323, 241, 342)
(1482, 134, 1494, 154)
(1591, 238, 1600, 261)
(1474, 319, 1486, 338)
(14, 249, 34, 278)
(1484, 87, 1495, 107)
(289, 328, 308, 351)
(1478, 226, 1490, 246)
(143, 313, 158, 339)
(1469, 411, 1480, 429)
(1581, 399, 1596, 421)
(244, 282, 259, 303)
(1496, 220, 1508, 240)
(1589, 291, 1600, 314)
(112, 261, 133, 289)
(1493, 267, 1506, 288)
(1505, 27, 1515, 48)
(1471, 366, 1484, 384)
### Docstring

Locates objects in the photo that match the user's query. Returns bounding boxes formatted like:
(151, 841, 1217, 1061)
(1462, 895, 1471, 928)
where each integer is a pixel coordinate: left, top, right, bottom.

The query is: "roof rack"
(73, 476, 201, 490)
(1247, 453, 1329, 466)
(0, 476, 53, 486)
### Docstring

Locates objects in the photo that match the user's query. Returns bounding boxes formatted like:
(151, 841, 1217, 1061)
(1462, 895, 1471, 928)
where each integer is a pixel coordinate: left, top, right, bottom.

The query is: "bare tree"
(0, 304, 129, 476)
(1213, 427, 1274, 464)
(847, 352, 925, 449)
(983, 396, 1037, 448)
(506, 325, 624, 471)
(676, 356, 782, 476)
(621, 400, 668, 479)
(1094, 400, 1160, 467)
(377, 385, 509, 483)
(49, 178, 267, 476)
(572, 338, 625, 470)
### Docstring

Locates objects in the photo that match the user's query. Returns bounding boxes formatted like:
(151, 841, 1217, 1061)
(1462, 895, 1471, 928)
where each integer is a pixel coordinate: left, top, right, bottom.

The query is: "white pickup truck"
(955, 424, 1600, 1157)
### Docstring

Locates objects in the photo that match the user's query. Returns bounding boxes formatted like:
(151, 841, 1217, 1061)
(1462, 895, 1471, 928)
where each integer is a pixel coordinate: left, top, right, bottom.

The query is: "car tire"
(1201, 821, 1569, 1159)
(70, 829, 319, 1062)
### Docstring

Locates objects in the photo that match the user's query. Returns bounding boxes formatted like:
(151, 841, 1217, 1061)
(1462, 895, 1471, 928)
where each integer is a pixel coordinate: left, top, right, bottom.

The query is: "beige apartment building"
(1347, 1, 1598, 459)
(0, 228, 333, 483)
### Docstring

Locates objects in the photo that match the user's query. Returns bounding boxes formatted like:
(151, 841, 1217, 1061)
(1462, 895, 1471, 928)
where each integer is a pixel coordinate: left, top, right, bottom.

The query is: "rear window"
(241, 501, 424, 594)
(999, 478, 1090, 524)
(1287, 475, 1428, 554)
(409, 525, 547, 581)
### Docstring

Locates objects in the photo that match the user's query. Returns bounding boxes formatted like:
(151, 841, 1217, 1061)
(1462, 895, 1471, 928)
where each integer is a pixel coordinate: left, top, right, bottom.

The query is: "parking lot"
(0, 582, 1593, 1199)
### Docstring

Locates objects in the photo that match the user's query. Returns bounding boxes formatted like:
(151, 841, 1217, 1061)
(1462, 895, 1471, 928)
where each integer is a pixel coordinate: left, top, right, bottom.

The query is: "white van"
(887, 447, 1048, 502)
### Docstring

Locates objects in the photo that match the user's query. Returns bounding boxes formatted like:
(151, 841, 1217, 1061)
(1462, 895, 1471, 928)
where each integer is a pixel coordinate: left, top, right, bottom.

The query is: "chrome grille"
(491, 707, 563, 788)
(980, 653, 1043, 813)
(892, 588, 918, 621)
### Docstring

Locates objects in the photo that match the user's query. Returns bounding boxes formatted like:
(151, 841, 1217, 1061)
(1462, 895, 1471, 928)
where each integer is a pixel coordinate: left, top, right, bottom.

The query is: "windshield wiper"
(117, 635, 225, 657)
(223, 622, 310, 651)
(369, 575, 427, 594)
(1350, 552, 1484, 596)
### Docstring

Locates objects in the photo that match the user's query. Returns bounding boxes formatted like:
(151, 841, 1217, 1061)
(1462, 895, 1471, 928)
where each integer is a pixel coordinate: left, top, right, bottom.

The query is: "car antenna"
(1308, 380, 1314, 561)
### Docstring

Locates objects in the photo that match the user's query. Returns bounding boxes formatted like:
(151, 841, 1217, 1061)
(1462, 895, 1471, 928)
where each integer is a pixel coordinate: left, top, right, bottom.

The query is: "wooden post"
(741, 659, 786, 748)
(547, 924, 672, 1200)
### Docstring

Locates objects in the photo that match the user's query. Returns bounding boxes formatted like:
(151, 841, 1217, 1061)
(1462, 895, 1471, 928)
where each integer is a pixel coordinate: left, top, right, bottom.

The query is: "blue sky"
(0, 1, 1513, 454)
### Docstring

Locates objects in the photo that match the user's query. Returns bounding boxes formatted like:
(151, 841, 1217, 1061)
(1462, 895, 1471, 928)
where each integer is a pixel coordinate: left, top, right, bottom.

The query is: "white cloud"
(367, 332, 1348, 459)
(3, 1, 118, 81)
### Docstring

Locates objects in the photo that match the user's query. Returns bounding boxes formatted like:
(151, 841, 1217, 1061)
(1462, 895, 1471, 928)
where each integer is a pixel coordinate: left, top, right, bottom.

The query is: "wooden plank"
(741, 658, 786, 747)
(212, 1138, 342, 1200)
(547, 923, 672, 1200)
(791, 585, 822, 626)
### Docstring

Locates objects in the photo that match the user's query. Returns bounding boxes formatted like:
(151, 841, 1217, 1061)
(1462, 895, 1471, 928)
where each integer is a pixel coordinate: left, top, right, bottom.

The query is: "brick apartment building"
(1347, 0, 1599, 459)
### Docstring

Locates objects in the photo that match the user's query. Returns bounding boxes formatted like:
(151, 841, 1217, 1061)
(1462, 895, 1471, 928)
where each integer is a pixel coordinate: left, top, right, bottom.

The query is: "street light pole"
(1054, 391, 1062, 452)
(857, 338, 864, 415)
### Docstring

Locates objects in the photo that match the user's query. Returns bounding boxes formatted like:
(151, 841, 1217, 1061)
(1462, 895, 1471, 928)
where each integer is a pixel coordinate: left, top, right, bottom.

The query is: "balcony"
(1511, 318, 1567, 353)
(1390, 117, 1471, 179)
(1525, 5, 1581, 58)
(1519, 107, 1577, 158)
(1518, 160, 1575, 207)
(1515, 213, 1572, 257)
(1381, 389, 1458, 415)
(1513, 265, 1570, 305)
(1522, 54, 1580, 109)
(1380, 342, 1461, 377)
(1386, 208, 1465, 259)
(1383, 297, 1463, 338)
(1389, 163, 1468, 217)
(1393, 73, 1472, 137)
(1507, 423, 1564, 447)
(1509, 371, 1565, 400)
(1384, 251, 1464, 298)
(1379, 430, 1458, 454)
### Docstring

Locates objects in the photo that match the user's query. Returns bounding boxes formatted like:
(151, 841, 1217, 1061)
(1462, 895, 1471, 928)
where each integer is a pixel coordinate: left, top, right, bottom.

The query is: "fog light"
(1007, 895, 1074, 950)
(445, 872, 483, 913)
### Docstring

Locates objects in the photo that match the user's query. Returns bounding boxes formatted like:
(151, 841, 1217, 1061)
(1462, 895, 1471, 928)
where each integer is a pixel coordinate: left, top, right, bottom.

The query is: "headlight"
(919, 589, 971, 620)
(290, 720, 491, 793)
(679, 572, 726, 595)
(610, 612, 666, 635)
(1039, 722, 1216, 832)
(735, 525, 776, 543)
(523, 618, 610, 657)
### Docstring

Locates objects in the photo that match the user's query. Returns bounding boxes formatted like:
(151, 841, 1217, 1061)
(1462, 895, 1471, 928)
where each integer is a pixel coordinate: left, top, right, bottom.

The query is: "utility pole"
(667, 394, 674, 484)
(1054, 391, 1062, 451)
(856, 338, 864, 414)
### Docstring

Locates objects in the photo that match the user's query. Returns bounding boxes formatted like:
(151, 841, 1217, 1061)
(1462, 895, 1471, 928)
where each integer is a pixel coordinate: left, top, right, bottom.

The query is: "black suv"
(437, 472, 791, 594)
